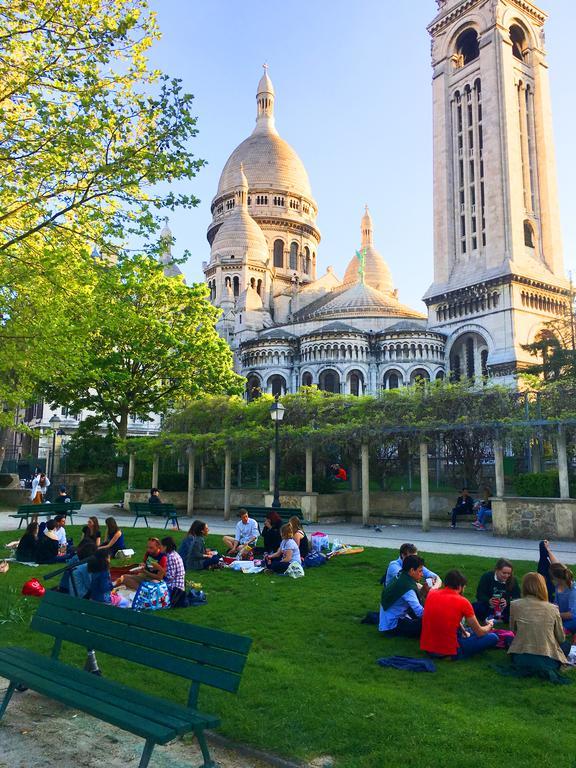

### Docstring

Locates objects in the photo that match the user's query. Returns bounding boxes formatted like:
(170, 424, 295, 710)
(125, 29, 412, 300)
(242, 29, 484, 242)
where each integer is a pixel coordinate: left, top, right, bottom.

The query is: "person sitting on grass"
(118, 537, 167, 590)
(15, 522, 39, 562)
(382, 543, 441, 588)
(289, 515, 310, 559)
(502, 572, 571, 684)
(550, 562, 576, 636)
(223, 509, 259, 556)
(184, 520, 220, 570)
(52, 514, 69, 553)
(86, 516, 101, 546)
(161, 536, 186, 604)
(98, 517, 125, 556)
(59, 536, 98, 597)
(420, 569, 498, 659)
(450, 488, 475, 529)
(379, 555, 427, 638)
(473, 558, 520, 624)
(148, 487, 161, 505)
(260, 511, 282, 555)
(88, 550, 129, 607)
(35, 520, 67, 564)
(265, 524, 301, 574)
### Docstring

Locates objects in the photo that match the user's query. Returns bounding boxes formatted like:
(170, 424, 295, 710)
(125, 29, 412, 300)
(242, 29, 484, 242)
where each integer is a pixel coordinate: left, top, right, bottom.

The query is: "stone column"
(493, 439, 505, 498)
(350, 461, 359, 492)
(224, 448, 232, 520)
(128, 453, 135, 490)
(361, 443, 370, 525)
(200, 460, 206, 489)
(305, 448, 313, 494)
(419, 443, 430, 532)
(557, 430, 570, 500)
(151, 454, 159, 489)
(269, 446, 276, 493)
(187, 448, 195, 516)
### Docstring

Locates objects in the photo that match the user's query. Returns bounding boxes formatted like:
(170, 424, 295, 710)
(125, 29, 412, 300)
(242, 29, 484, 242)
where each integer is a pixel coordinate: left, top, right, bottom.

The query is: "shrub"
(514, 472, 560, 498)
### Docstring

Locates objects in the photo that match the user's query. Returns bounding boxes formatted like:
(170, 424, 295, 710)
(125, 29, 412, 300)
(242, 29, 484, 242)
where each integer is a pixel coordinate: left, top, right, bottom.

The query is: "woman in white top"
(30, 473, 50, 504)
(265, 524, 301, 574)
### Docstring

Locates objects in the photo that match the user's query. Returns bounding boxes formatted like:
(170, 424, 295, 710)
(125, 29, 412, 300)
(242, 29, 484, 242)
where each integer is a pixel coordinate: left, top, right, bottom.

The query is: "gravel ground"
(0, 684, 285, 768)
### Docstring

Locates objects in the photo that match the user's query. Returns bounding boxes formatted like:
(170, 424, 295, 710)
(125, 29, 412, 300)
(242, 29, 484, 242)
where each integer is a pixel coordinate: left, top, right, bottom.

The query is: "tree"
(0, 0, 204, 423)
(521, 292, 576, 381)
(39, 255, 244, 439)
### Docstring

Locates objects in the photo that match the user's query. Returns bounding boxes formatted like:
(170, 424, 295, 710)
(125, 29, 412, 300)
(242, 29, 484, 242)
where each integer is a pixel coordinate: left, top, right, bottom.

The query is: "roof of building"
(293, 282, 426, 322)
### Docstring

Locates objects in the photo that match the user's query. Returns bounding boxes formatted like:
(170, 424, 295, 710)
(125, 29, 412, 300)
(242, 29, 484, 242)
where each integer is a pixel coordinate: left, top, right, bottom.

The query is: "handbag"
(132, 580, 170, 611)
(303, 551, 327, 568)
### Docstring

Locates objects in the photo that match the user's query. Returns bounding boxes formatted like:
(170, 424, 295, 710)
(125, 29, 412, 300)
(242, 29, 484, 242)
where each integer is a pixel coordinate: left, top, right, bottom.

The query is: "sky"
(147, 0, 575, 312)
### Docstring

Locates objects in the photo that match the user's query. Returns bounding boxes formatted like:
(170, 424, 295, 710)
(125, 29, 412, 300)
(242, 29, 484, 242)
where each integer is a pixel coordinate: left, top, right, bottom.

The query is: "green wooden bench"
(237, 506, 309, 526)
(0, 590, 252, 768)
(128, 501, 180, 529)
(10, 501, 82, 529)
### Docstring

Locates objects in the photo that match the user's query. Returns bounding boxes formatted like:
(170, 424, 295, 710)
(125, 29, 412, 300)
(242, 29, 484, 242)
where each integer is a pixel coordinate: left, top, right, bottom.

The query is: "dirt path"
(0, 684, 282, 768)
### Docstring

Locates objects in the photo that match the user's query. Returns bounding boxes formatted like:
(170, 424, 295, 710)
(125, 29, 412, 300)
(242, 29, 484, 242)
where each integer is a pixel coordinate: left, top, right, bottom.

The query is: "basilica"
(203, 0, 571, 399)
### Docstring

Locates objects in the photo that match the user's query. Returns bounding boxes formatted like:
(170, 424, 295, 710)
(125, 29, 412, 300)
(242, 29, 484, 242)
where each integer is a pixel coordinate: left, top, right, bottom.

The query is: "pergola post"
(557, 429, 570, 500)
(224, 448, 232, 520)
(269, 446, 276, 493)
(151, 454, 159, 489)
(128, 453, 135, 490)
(493, 438, 505, 497)
(187, 448, 195, 516)
(200, 460, 206, 489)
(419, 442, 430, 532)
(305, 448, 313, 494)
(361, 443, 370, 525)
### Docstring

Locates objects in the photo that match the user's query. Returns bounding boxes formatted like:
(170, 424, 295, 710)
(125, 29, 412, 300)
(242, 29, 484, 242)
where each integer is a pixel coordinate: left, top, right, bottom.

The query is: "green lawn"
(0, 526, 573, 768)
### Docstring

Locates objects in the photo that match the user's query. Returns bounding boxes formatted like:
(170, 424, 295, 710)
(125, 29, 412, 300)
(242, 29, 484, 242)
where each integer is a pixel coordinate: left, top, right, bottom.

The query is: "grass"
(0, 525, 573, 768)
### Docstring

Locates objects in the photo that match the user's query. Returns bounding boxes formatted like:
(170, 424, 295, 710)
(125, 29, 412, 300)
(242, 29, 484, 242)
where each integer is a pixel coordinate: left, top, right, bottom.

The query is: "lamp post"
(270, 397, 285, 508)
(48, 414, 60, 480)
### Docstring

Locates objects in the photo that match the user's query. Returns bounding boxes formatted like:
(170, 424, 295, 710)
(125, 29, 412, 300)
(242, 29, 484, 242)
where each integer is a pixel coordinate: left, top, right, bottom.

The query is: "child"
(88, 551, 129, 607)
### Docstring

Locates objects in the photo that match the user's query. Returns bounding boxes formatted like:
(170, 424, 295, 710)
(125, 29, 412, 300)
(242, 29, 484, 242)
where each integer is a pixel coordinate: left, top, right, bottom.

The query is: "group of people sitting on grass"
(377, 541, 574, 681)
(178, 509, 310, 573)
(15, 515, 125, 564)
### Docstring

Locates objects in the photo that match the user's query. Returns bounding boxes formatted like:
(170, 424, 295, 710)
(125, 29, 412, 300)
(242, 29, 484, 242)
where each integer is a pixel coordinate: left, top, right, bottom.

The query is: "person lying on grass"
(265, 524, 302, 574)
(117, 537, 167, 590)
(382, 543, 441, 588)
(223, 509, 259, 556)
(421, 569, 498, 659)
(379, 555, 429, 638)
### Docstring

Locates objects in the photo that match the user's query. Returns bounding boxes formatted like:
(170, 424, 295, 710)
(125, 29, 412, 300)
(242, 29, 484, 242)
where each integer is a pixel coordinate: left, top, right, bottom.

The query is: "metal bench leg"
(138, 739, 156, 768)
(0, 681, 17, 720)
(196, 730, 218, 768)
(18, 517, 25, 530)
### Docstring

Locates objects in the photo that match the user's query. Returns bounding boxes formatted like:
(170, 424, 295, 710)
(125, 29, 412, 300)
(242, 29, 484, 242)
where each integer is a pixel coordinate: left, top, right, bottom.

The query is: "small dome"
(343, 206, 394, 294)
(257, 67, 275, 95)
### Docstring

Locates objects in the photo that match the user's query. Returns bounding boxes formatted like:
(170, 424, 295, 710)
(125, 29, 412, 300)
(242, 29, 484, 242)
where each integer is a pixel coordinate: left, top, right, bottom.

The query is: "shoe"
(476, 524, 486, 530)
(449, 524, 456, 529)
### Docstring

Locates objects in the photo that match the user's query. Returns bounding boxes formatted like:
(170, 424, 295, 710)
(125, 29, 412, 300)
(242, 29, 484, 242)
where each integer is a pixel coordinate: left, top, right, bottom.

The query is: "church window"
(250, 277, 255, 289)
(524, 219, 535, 248)
(302, 372, 313, 387)
(233, 275, 240, 297)
(510, 25, 527, 62)
(349, 371, 363, 396)
(226, 199, 235, 210)
(247, 196, 251, 206)
(257, 279, 262, 296)
(456, 29, 480, 67)
(481, 349, 489, 378)
(246, 376, 262, 402)
(289, 242, 299, 270)
(268, 375, 286, 397)
(319, 369, 340, 394)
(273, 239, 284, 268)
(303, 246, 311, 274)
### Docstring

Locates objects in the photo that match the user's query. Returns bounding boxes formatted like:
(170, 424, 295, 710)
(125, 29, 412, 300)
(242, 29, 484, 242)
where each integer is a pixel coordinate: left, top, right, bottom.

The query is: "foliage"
(64, 422, 118, 473)
(0, 0, 205, 425)
(39, 255, 243, 439)
(133, 470, 187, 492)
(1, 525, 575, 768)
(514, 471, 561, 498)
(521, 302, 576, 381)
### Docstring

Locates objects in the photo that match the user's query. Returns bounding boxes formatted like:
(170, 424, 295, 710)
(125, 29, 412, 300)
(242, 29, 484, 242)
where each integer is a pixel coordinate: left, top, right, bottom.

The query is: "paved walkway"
(2, 503, 575, 563)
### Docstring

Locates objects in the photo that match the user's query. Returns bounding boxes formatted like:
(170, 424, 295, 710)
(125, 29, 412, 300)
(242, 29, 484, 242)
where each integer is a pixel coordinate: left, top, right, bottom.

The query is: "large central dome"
(215, 68, 313, 202)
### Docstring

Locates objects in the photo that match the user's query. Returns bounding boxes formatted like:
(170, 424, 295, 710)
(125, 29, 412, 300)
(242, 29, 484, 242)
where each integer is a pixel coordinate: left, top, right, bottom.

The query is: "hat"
(59, 485, 67, 492)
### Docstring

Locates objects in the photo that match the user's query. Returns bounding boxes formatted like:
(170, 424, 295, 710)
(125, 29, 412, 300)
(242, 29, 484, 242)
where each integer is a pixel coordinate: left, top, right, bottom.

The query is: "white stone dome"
(343, 206, 394, 294)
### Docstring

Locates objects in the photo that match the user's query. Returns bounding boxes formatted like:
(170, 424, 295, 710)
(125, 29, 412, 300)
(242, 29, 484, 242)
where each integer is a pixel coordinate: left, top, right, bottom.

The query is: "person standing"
(30, 472, 50, 505)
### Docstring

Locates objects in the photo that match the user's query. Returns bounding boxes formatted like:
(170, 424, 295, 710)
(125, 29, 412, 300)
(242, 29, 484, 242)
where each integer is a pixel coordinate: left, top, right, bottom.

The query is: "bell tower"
(424, 0, 570, 382)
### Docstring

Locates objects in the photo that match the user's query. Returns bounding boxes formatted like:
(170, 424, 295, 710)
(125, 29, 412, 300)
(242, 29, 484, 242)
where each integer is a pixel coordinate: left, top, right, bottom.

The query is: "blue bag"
(303, 551, 327, 568)
(132, 580, 170, 610)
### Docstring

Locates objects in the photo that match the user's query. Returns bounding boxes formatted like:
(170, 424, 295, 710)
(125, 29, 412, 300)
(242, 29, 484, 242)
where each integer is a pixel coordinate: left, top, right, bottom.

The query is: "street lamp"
(48, 414, 61, 480)
(270, 397, 285, 508)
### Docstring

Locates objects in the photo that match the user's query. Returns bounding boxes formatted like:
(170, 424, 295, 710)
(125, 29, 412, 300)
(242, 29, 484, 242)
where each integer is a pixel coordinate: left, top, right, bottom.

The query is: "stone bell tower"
(424, 0, 570, 383)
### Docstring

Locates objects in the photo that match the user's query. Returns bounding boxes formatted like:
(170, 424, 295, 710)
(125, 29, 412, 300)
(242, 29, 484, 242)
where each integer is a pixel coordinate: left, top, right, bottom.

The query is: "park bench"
(0, 590, 252, 768)
(9, 501, 82, 529)
(128, 501, 181, 529)
(237, 506, 310, 527)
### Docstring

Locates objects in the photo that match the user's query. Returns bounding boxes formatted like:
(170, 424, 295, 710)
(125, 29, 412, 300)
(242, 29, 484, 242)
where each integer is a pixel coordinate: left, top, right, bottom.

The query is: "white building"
(204, 0, 570, 397)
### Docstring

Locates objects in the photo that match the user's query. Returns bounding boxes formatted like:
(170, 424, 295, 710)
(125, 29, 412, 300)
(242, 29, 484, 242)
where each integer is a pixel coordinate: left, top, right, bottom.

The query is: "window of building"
(524, 219, 535, 248)
(268, 375, 286, 397)
(349, 371, 363, 396)
(319, 369, 340, 393)
(273, 239, 284, 268)
(246, 376, 262, 402)
(289, 242, 299, 270)
(456, 29, 480, 67)
(510, 25, 527, 61)
(302, 372, 313, 387)
(233, 276, 240, 297)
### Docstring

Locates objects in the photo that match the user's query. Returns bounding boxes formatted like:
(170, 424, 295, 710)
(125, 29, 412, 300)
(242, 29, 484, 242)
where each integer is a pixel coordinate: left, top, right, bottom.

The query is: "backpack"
(304, 551, 327, 568)
(187, 588, 207, 606)
(132, 580, 170, 611)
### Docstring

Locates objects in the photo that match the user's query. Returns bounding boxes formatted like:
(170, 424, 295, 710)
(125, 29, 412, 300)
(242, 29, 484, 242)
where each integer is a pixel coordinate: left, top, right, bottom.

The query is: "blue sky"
(147, 0, 575, 311)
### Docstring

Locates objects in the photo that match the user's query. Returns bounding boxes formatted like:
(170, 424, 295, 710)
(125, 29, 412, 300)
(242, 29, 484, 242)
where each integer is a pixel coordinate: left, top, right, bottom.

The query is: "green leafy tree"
(0, 0, 204, 424)
(39, 256, 243, 439)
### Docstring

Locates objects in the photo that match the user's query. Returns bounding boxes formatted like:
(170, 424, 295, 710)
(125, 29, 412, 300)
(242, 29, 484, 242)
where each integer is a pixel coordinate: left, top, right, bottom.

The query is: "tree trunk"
(118, 410, 129, 440)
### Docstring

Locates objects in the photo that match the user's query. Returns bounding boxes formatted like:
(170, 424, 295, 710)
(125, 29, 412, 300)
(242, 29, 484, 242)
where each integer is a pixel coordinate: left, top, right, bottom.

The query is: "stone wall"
(492, 497, 576, 540)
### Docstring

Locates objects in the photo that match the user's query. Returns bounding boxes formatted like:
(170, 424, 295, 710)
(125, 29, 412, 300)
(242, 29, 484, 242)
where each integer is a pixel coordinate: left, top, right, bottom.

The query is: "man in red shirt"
(420, 569, 498, 659)
(120, 537, 167, 591)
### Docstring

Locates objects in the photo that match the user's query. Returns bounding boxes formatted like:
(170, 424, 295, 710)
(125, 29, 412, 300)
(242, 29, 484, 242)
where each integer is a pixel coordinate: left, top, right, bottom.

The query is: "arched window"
(304, 246, 311, 274)
(436, 371, 445, 381)
(233, 276, 240, 297)
(510, 25, 527, 61)
(384, 370, 402, 390)
(268, 375, 286, 397)
(289, 242, 299, 271)
(456, 29, 480, 67)
(349, 371, 364, 396)
(410, 369, 430, 385)
(524, 220, 535, 248)
(246, 376, 262, 402)
(319, 369, 340, 393)
(301, 372, 313, 387)
(273, 239, 284, 268)
(257, 279, 262, 296)
(481, 349, 489, 378)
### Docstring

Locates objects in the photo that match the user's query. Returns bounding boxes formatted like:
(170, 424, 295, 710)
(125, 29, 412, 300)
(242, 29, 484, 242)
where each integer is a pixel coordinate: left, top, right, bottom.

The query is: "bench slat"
(37, 591, 252, 654)
(0, 648, 218, 733)
(0, 650, 175, 743)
